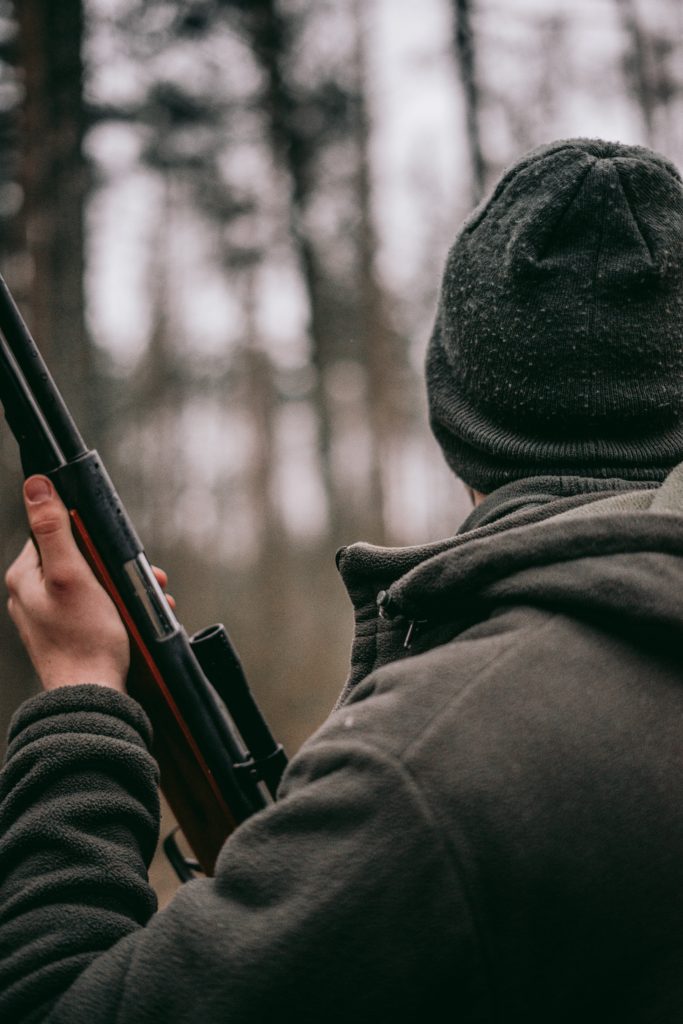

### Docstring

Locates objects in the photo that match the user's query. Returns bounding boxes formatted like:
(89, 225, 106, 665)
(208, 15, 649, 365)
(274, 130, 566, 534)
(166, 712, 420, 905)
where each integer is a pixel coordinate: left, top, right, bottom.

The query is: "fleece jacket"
(2, 467, 683, 1023)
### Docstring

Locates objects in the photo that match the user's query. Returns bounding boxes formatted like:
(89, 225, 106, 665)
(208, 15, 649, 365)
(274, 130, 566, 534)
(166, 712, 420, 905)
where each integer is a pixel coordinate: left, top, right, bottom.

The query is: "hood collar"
(335, 471, 682, 705)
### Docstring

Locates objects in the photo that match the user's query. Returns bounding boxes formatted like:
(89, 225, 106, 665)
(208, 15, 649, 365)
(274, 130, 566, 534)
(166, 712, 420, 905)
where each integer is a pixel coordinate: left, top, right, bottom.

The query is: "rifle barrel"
(0, 275, 88, 460)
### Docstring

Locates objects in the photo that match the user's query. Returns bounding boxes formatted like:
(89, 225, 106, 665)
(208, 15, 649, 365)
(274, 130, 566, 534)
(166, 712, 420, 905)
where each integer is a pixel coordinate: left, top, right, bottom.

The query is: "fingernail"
(25, 477, 52, 503)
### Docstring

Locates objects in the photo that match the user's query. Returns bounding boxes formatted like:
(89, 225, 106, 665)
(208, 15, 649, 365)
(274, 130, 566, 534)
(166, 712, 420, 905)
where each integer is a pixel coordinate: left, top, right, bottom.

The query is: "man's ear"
(463, 485, 487, 507)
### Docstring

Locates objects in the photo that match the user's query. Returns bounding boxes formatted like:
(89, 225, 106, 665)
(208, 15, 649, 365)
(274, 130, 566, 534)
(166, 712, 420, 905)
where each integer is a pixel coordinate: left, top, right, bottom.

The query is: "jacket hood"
(335, 466, 683, 704)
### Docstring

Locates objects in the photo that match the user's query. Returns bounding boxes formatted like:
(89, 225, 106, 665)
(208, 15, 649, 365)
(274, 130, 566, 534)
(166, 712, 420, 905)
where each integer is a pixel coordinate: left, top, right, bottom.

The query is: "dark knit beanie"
(426, 137, 683, 492)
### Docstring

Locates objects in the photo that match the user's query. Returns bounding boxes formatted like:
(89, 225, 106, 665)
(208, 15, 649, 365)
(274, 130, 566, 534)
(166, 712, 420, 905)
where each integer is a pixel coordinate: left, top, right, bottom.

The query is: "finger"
(5, 538, 46, 646)
(152, 566, 175, 608)
(152, 565, 168, 588)
(5, 538, 40, 594)
(23, 476, 85, 590)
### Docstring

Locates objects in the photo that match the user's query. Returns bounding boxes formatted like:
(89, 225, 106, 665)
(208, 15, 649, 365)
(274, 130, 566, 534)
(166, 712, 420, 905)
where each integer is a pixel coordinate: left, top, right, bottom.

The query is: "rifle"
(0, 273, 287, 880)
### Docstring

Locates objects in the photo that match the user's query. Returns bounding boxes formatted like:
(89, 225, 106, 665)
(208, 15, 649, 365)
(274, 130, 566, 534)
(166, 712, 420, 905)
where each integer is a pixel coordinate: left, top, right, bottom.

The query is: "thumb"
(23, 475, 81, 587)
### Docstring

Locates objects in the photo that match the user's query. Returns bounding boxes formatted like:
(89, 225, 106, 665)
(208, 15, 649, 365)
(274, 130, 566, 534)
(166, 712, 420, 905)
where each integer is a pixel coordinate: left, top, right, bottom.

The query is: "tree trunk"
(615, 0, 660, 146)
(236, 0, 340, 538)
(351, 0, 410, 545)
(452, 0, 486, 205)
(15, 0, 94, 429)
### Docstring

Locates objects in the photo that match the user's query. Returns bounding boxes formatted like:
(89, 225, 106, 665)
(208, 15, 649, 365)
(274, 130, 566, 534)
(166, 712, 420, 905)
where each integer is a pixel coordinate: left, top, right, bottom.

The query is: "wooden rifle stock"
(0, 274, 286, 877)
(70, 509, 240, 873)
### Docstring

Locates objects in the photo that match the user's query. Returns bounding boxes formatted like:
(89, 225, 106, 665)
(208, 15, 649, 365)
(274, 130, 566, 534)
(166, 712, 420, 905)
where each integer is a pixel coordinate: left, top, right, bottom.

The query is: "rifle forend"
(0, 273, 286, 877)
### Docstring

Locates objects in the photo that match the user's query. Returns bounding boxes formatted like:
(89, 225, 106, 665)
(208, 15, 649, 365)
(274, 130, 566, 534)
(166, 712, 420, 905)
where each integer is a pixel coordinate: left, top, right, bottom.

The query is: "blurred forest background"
(0, 0, 680, 896)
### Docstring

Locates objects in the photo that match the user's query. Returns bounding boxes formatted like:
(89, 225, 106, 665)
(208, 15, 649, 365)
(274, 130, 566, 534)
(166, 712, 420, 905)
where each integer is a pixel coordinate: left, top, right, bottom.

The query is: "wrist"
(39, 663, 127, 694)
(42, 678, 127, 694)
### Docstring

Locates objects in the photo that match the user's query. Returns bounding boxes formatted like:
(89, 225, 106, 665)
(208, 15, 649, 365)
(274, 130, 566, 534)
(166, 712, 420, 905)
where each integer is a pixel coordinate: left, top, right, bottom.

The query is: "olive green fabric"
(3, 470, 683, 1022)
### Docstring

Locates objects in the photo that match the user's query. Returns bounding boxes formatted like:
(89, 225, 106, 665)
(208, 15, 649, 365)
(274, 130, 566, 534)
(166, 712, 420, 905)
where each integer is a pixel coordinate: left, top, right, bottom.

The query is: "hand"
(5, 475, 131, 693)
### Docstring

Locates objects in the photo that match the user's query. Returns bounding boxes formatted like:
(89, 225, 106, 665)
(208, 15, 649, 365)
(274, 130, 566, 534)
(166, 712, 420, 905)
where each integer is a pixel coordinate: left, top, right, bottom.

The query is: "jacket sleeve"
(0, 685, 487, 1024)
